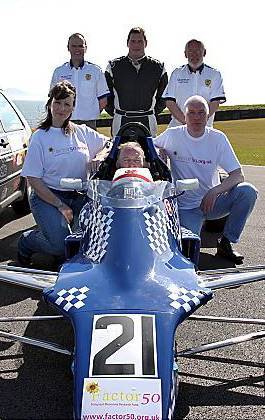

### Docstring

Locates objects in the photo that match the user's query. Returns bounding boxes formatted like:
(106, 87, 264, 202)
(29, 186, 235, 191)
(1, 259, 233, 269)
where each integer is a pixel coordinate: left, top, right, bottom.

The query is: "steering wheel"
(117, 122, 151, 140)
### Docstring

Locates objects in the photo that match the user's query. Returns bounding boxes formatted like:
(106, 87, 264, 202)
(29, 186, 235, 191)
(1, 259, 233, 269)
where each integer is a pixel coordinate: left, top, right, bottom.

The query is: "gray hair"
(184, 95, 209, 114)
(117, 141, 145, 156)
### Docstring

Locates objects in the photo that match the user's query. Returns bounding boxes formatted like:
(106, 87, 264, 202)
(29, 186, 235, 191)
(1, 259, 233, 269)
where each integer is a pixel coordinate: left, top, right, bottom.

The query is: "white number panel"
(89, 314, 157, 377)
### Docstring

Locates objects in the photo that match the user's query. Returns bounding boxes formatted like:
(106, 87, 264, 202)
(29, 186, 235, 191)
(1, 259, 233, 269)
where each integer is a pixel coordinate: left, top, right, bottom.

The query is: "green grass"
(219, 104, 265, 111)
(214, 119, 265, 165)
(98, 118, 265, 166)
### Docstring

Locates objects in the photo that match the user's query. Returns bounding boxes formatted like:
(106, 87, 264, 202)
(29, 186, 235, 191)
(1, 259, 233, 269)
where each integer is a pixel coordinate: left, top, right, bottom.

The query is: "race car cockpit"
(64, 122, 200, 267)
(92, 122, 172, 182)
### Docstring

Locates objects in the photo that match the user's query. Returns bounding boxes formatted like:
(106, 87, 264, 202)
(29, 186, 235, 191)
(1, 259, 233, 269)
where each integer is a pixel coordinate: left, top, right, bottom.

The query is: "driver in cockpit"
(110, 142, 154, 197)
(116, 142, 146, 169)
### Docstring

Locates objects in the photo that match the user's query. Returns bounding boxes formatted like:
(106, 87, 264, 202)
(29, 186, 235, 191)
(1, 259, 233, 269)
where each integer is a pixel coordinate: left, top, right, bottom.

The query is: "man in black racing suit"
(105, 27, 168, 137)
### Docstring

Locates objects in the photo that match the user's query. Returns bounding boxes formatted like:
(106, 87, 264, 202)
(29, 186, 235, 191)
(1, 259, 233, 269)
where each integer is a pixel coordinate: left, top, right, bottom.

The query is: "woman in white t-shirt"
(17, 80, 110, 266)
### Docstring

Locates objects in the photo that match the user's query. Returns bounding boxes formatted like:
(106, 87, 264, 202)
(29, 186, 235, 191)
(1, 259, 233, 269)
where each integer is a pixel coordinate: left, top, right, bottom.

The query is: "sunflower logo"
(86, 381, 100, 394)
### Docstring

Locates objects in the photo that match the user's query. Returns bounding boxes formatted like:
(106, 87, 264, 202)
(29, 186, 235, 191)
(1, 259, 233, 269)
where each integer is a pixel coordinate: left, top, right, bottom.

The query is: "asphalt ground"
(0, 165, 264, 419)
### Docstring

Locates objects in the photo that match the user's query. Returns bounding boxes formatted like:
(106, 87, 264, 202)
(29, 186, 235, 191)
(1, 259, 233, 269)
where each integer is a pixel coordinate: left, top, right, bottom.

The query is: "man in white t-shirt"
(50, 33, 110, 130)
(163, 39, 226, 127)
(154, 95, 257, 264)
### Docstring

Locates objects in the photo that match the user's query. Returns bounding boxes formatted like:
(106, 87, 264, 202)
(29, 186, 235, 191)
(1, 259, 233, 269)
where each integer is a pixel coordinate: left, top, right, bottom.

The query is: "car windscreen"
(0, 93, 24, 132)
(86, 179, 175, 208)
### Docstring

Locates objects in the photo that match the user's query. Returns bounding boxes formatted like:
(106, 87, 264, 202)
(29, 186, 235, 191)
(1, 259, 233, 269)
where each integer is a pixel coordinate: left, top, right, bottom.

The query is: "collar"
(70, 59, 85, 69)
(187, 63, 204, 74)
(127, 55, 146, 65)
(185, 125, 207, 141)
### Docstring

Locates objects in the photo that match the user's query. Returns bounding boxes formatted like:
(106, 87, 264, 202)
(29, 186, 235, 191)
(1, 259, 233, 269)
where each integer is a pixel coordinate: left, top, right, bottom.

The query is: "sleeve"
(21, 132, 45, 178)
(96, 67, 110, 100)
(104, 62, 115, 116)
(217, 134, 241, 173)
(84, 127, 110, 160)
(154, 64, 168, 115)
(50, 67, 60, 92)
(162, 69, 178, 102)
(210, 70, 226, 103)
(152, 130, 170, 150)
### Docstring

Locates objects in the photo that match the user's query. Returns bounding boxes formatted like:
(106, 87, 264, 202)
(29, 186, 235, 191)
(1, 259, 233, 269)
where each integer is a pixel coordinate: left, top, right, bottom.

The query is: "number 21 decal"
(89, 314, 157, 377)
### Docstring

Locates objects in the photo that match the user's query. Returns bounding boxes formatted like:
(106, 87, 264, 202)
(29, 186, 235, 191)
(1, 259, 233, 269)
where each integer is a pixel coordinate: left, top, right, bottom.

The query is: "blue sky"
(1, 0, 264, 105)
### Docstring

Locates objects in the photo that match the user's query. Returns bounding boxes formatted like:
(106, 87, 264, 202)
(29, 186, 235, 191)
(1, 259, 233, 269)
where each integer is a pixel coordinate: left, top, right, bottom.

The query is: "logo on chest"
(177, 78, 190, 84)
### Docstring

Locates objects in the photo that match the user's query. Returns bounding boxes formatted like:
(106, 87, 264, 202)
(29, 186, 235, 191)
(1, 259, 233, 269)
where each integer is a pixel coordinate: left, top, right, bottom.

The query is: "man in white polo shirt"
(164, 39, 226, 127)
(50, 33, 110, 130)
(153, 95, 257, 264)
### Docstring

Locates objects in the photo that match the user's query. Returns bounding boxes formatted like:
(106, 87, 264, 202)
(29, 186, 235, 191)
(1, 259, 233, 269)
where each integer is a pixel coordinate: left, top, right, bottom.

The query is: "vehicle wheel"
(11, 182, 31, 216)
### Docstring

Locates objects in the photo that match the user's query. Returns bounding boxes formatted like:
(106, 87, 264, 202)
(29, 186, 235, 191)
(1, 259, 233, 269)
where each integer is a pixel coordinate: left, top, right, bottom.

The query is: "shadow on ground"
(0, 286, 74, 419)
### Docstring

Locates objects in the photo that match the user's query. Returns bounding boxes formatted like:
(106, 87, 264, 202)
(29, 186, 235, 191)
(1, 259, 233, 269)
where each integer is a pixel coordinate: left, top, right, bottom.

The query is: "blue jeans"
(178, 182, 258, 243)
(18, 190, 85, 258)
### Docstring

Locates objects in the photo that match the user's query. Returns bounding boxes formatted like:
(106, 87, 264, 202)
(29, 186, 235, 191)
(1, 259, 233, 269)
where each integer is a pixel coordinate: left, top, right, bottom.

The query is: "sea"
(14, 99, 46, 129)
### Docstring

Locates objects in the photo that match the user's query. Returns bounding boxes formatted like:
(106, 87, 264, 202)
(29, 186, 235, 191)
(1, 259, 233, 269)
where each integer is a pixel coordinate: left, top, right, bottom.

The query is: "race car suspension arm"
(0, 330, 71, 356)
(177, 330, 265, 357)
(198, 264, 265, 275)
(0, 264, 58, 275)
(0, 315, 64, 322)
(188, 314, 265, 325)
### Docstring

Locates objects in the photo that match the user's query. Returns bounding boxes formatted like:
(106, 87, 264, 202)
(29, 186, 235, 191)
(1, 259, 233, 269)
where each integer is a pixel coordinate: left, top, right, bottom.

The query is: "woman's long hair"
(38, 81, 76, 134)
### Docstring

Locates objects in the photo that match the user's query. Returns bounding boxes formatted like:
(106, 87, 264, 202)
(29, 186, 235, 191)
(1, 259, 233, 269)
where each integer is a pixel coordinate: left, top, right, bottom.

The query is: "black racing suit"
(105, 55, 168, 135)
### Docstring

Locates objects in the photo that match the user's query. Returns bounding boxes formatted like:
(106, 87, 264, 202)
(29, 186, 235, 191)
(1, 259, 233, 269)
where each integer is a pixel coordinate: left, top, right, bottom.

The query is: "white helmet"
(112, 168, 153, 185)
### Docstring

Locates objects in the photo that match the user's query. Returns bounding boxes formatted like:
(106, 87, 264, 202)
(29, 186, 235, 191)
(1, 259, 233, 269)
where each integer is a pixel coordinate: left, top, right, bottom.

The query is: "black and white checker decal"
(181, 226, 199, 240)
(168, 287, 207, 313)
(55, 286, 89, 311)
(163, 199, 180, 241)
(168, 367, 177, 419)
(143, 207, 170, 255)
(165, 212, 179, 240)
(79, 202, 114, 262)
(69, 228, 83, 240)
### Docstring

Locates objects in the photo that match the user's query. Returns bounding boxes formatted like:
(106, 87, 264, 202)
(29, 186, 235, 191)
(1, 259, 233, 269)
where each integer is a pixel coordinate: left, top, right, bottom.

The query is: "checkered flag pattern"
(168, 287, 207, 313)
(55, 286, 89, 312)
(181, 226, 199, 240)
(67, 228, 83, 240)
(79, 202, 93, 231)
(79, 202, 114, 262)
(143, 207, 170, 255)
(165, 212, 179, 240)
(168, 368, 177, 419)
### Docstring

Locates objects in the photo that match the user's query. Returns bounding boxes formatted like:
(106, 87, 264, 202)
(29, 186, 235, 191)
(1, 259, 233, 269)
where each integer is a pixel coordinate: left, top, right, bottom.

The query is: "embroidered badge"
(85, 73, 91, 80)
(205, 79, 211, 87)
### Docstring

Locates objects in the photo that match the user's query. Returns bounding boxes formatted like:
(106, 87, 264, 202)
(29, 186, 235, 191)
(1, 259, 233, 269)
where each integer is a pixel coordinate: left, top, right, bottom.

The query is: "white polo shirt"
(154, 125, 240, 209)
(50, 61, 110, 120)
(163, 64, 226, 127)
